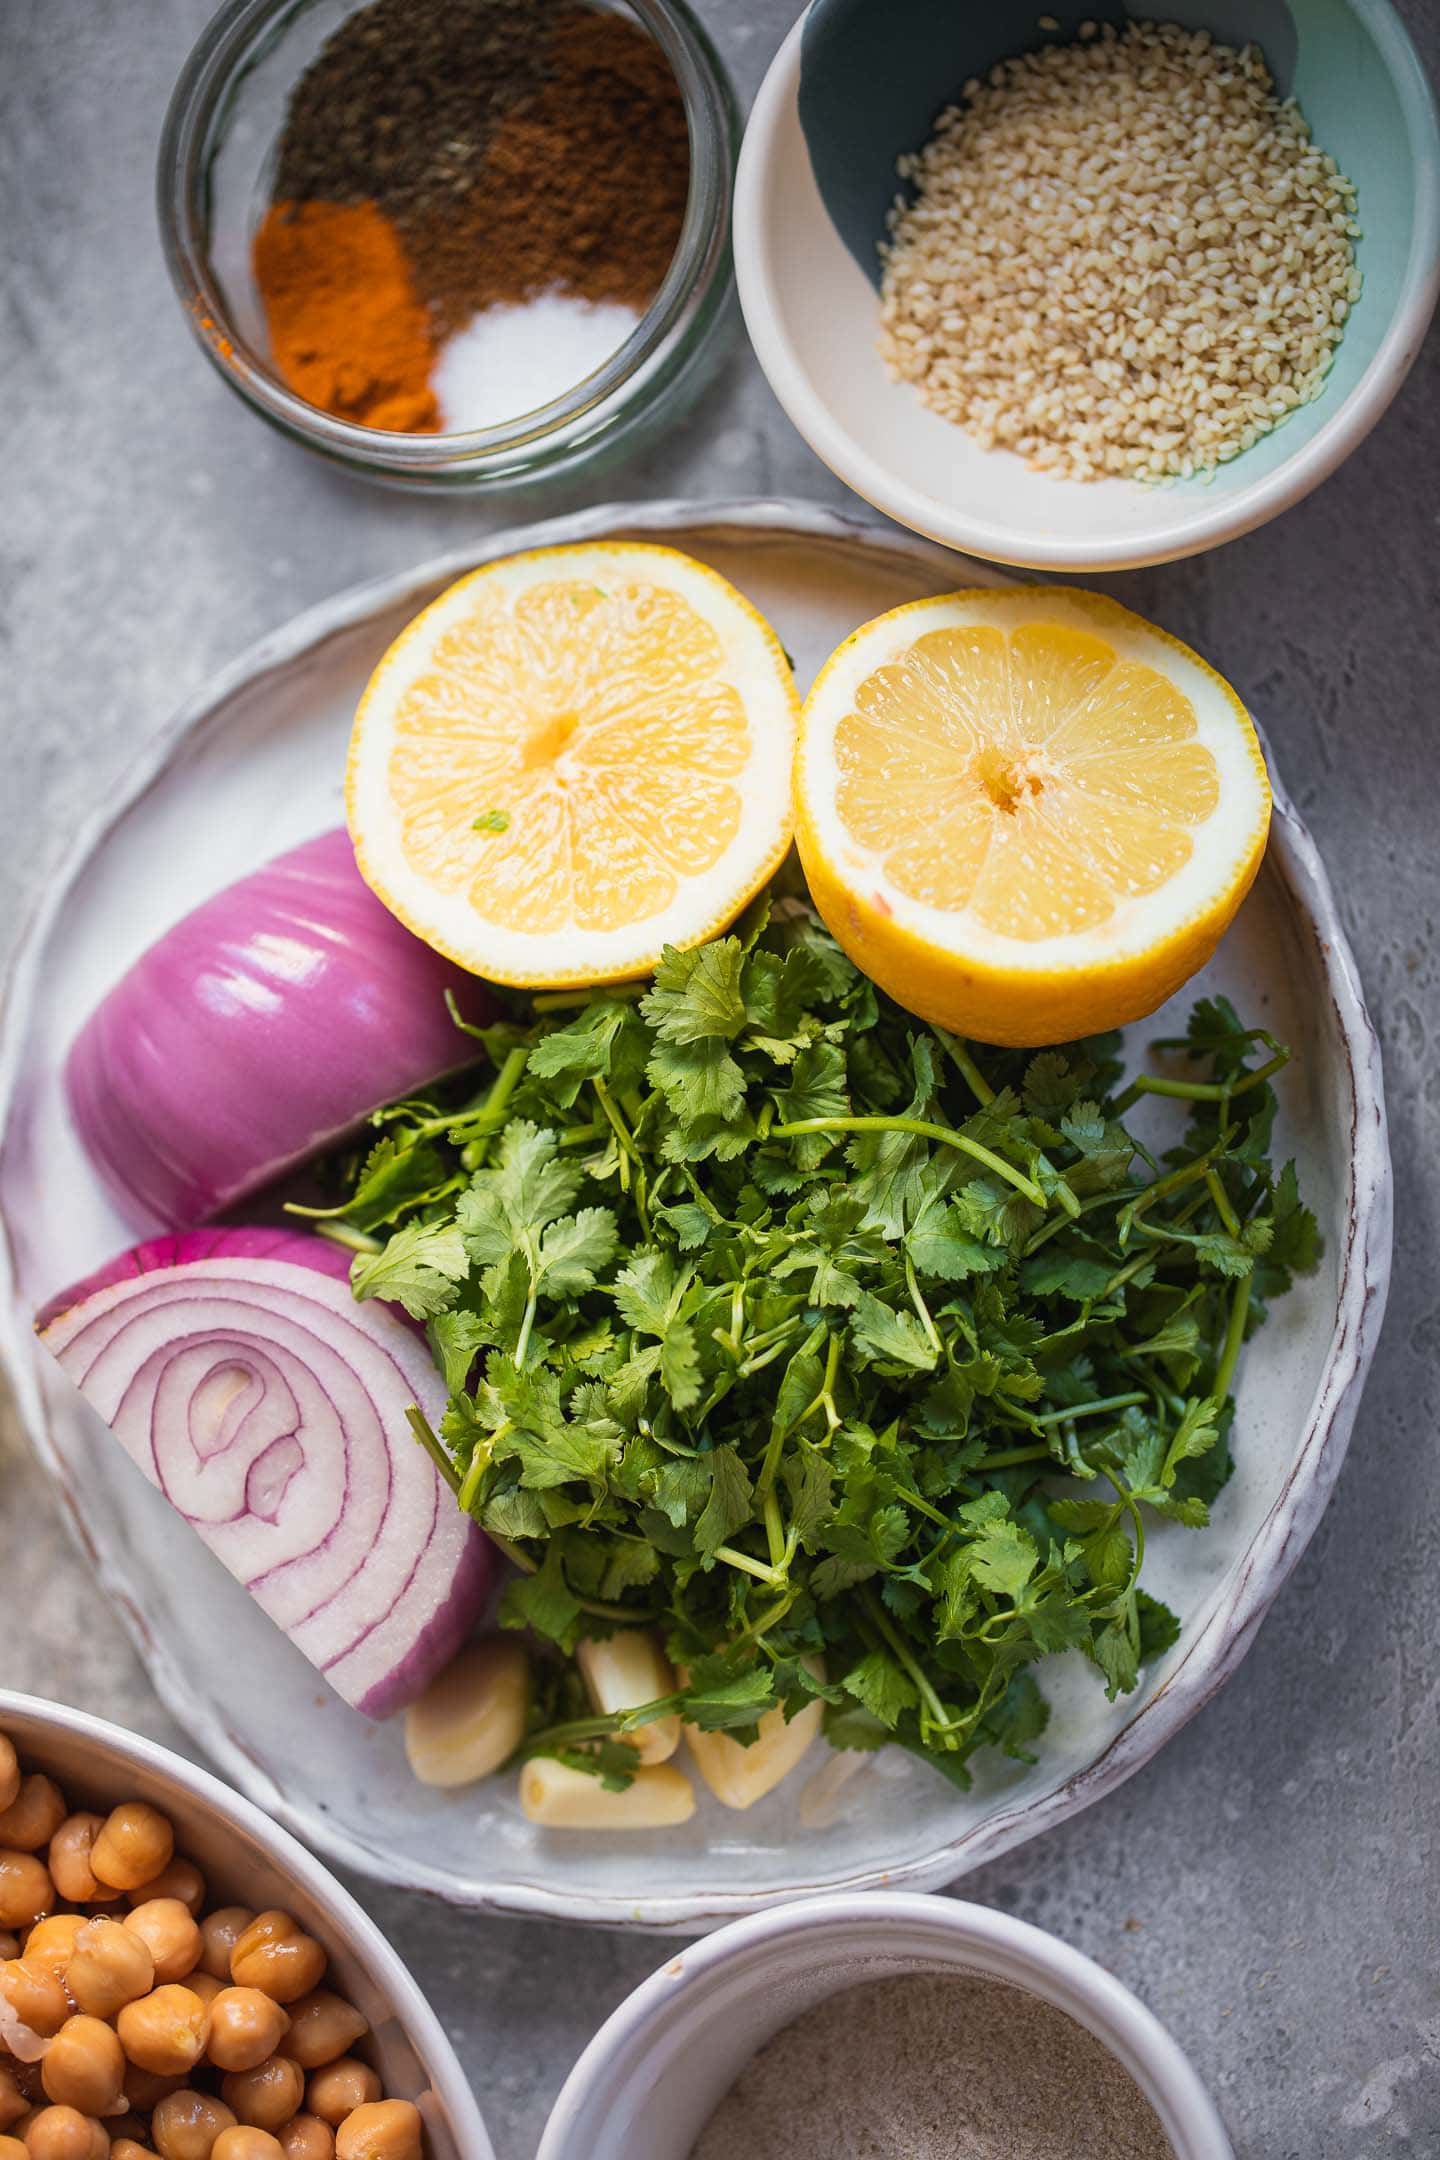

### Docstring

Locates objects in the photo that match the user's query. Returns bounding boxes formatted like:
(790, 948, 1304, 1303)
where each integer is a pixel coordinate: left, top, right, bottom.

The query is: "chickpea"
(197, 1919, 252, 1989)
(0, 1857, 53, 1934)
(18, 2107, 109, 2160)
(0, 1740, 18, 1817)
(228, 1920, 324, 2008)
(122, 1906, 200, 1989)
(279, 1998, 366, 2076)
(115, 1987, 210, 2078)
(0, 1938, 17, 1964)
(0, 2071, 28, 2131)
(210, 2137, 282, 2160)
(277, 2124, 331, 2160)
(65, 1921, 155, 2022)
(301, 2065, 378, 2132)
(184, 1975, 223, 2011)
(125, 1867, 203, 1922)
(220, 2061, 301, 2138)
(0, 1781, 66, 1856)
(120, 2069, 183, 2116)
(111, 2146, 161, 2160)
(40, 2019, 126, 2119)
(333, 2103, 421, 2160)
(150, 2090, 236, 2160)
(88, 1812, 173, 1899)
(205, 1993, 289, 2077)
(0, 2140, 25, 2160)
(46, 1821, 116, 1911)
(96, 2130, 146, 2153)
(23, 1919, 86, 1983)
(0, 1959, 70, 2039)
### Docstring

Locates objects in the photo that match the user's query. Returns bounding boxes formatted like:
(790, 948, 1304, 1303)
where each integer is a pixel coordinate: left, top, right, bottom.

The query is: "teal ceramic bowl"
(735, 0, 1440, 569)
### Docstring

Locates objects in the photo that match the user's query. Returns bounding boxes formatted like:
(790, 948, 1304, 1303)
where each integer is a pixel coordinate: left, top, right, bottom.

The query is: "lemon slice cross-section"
(795, 587, 1271, 1047)
(347, 542, 800, 988)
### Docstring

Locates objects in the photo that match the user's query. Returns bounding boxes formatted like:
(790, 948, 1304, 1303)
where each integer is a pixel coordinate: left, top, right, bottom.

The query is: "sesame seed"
(877, 20, 1360, 483)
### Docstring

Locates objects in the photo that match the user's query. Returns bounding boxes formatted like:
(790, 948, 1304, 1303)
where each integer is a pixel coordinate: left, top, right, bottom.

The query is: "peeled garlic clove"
(519, 1758, 696, 1830)
(576, 1631, 681, 1764)
(403, 1639, 529, 1789)
(684, 1657, 825, 1811)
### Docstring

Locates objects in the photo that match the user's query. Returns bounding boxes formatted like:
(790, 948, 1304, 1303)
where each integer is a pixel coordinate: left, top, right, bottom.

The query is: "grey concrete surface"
(3, 1, 1438, 2153)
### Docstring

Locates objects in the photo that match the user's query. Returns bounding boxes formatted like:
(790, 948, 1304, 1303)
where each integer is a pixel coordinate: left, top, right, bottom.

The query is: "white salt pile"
(434, 293, 639, 427)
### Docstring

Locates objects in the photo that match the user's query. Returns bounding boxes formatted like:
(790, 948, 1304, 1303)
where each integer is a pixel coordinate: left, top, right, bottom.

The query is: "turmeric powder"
(252, 200, 440, 433)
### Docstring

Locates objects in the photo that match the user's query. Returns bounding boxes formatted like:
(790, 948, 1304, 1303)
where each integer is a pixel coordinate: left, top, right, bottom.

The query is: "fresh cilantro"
(320, 897, 1316, 1791)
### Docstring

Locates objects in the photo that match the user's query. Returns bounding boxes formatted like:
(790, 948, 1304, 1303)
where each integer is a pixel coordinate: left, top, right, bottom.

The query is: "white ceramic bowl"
(0, 1688, 494, 2160)
(734, 3, 1440, 570)
(537, 1889, 1233, 2159)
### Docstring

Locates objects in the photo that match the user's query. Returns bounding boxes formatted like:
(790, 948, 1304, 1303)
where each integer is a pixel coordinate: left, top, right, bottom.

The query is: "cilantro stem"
(739, 1333, 800, 1379)
(483, 1532, 537, 1575)
(860, 1587, 957, 1750)
(981, 1442, 1054, 1468)
(593, 1078, 651, 1238)
(1113, 1046, 1288, 1115)
(458, 1422, 507, 1512)
(406, 1406, 459, 1494)
(904, 1255, 942, 1356)
(311, 1221, 383, 1255)
(734, 1591, 798, 1646)
(763, 1491, 787, 1570)
(462, 1047, 529, 1170)
(1205, 1168, 1242, 1238)
(713, 1544, 788, 1587)
(935, 1033, 995, 1106)
(770, 1116, 1045, 1207)
(531, 982, 647, 1012)
(1214, 1273, 1252, 1402)
(514, 1288, 539, 1370)
(1034, 1391, 1147, 1427)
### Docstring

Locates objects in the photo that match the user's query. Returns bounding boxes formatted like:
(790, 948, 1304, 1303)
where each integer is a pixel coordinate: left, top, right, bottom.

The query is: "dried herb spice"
(274, 0, 560, 227)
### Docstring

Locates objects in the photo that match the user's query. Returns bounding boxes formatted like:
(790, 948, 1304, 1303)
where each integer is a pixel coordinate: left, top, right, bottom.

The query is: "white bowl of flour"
(536, 1891, 1232, 2160)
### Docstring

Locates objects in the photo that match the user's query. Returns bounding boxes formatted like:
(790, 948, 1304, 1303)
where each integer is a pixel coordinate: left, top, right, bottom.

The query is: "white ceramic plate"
(0, 499, 1391, 1931)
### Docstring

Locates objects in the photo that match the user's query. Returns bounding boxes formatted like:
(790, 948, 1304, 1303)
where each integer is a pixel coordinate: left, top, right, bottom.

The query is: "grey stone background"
(2, 1, 1438, 2152)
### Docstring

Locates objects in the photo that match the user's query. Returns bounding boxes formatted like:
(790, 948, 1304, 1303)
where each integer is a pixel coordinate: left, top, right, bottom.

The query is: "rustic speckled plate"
(0, 499, 1391, 1931)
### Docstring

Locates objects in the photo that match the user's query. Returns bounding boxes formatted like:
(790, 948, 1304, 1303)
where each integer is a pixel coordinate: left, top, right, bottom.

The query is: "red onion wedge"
(38, 1228, 493, 1719)
(66, 828, 493, 1230)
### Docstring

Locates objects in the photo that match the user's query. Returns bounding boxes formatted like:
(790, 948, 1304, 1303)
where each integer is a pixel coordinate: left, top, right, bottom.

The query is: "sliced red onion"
(66, 828, 493, 1231)
(38, 1230, 492, 1718)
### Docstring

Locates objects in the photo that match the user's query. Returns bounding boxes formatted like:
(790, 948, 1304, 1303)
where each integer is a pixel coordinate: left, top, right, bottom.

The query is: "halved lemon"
(795, 588, 1271, 1047)
(347, 543, 799, 987)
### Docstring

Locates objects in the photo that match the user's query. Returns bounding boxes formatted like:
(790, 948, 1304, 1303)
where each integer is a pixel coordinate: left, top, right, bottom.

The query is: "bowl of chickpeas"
(0, 1692, 493, 2160)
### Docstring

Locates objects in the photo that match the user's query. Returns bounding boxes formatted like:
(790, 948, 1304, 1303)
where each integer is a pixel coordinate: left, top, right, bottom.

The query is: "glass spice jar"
(157, 0, 739, 489)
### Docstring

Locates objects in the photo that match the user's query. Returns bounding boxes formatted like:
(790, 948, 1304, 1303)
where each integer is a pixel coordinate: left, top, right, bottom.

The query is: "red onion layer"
(39, 1231, 492, 1718)
(66, 828, 493, 1231)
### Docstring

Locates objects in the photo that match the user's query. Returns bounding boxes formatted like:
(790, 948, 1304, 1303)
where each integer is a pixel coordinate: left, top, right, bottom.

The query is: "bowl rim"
(733, 3, 1440, 571)
(0, 1685, 497, 2160)
(0, 497, 1392, 1931)
(536, 1889, 1234, 2160)
(156, 0, 738, 476)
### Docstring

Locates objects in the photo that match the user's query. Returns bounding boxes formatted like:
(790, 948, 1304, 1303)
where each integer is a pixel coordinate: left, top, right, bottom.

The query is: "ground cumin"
(252, 199, 440, 432)
(407, 5, 691, 335)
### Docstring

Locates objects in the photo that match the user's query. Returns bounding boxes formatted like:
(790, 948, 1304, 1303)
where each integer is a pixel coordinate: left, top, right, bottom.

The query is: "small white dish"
(536, 1889, 1233, 2159)
(0, 499, 1391, 1929)
(733, 4, 1440, 570)
(0, 1687, 494, 2160)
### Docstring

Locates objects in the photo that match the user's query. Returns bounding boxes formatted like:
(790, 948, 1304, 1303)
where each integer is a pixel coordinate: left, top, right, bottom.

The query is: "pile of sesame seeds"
(878, 19, 1361, 484)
